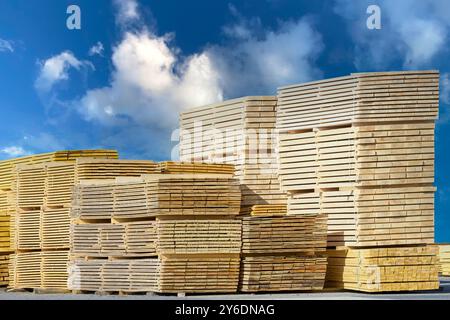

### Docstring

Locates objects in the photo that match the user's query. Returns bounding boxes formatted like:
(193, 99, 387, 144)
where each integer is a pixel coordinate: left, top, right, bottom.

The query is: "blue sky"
(0, 0, 448, 241)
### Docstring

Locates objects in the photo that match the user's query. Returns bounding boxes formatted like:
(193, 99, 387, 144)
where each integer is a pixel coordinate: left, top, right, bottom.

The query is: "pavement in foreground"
(0, 277, 449, 300)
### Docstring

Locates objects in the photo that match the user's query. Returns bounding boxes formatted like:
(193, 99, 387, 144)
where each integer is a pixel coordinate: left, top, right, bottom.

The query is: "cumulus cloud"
(77, 31, 222, 131)
(23, 132, 65, 152)
(88, 41, 104, 56)
(76, 16, 322, 129)
(210, 16, 323, 97)
(0, 38, 13, 52)
(334, 0, 450, 69)
(35, 51, 94, 92)
(114, 0, 140, 25)
(0, 133, 67, 160)
(441, 73, 450, 104)
(0, 146, 29, 158)
(70, 6, 323, 159)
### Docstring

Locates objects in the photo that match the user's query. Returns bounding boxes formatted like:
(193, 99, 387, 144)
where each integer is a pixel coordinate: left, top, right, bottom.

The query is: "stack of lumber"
(9, 251, 69, 290)
(239, 213, 328, 292)
(45, 162, 76, 207)
(157, 255, 241, 293)
(277, 70, 439, 131)
(179, 96, 287, 212)
(0, 255, 9, 286)
(15, 164, 46, 209)
(156, 218, 241, 254)
(240, 256, 327, 292)
(71, 181, 115, 220)
(72, 174, 241, 220)
(439, 244, 450, 276)
(71, 221, 157, 257)
(326, 246, 440, 292)
(75, 158, 159, 180)
(68, 259, 159, 293)
(277, 70, 440, 293)
(69, 164, 242, 294)
(42, 207, 71, 250)
(0, 150, 118, 190)
(159, 162, 235, 175)
(278, 123, 435, 192)
(9, 154, 164, 291)
(250, 205, 286, 217)
(1, 150, 118, 289)
(142, 174, 241, 218)
(287, 186, 435, 247)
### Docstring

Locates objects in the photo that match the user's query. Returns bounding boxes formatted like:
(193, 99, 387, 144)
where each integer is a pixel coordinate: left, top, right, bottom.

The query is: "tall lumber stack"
(69, 163, 242, 294)
(239, 212, 328, 292)
(438, 244, 450, 276)
(277, 70, 440, 292)
(0, 150, 117, 289)
(179, 96, 287, 213)
(8, 157, 158, 291)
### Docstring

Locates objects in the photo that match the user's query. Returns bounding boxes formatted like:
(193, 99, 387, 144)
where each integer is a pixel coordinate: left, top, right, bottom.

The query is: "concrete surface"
(1, 277, 449, 300)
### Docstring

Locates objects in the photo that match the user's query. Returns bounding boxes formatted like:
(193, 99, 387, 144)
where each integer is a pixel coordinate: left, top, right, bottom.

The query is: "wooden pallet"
(325, 245, 440, 292)
(288, 186, 435, 247)
(179, 96, 287, 208)
(239, 255, 327, 292)
(276, 70, 439, 132)
(438, 244, 450, 276)
(241, 214, 327, 255)
(71, 221, 157, 257)
(156, 218, 241, 254)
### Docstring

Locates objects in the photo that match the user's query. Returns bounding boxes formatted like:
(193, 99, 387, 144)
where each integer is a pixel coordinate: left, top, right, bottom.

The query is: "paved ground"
(0, 277, 449, 300)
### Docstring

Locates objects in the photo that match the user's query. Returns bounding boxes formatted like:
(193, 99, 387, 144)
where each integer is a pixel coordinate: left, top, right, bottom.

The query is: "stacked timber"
(277, 70, 440, 292)
(69, 163, 242, 294)
(439, 244, 450, 276)
(239, 212, 327, 292)
(326, 246, 440, 292)
(9, 251, 70, 290)
(0, 149, 117, 288)
(179, 96, 287, 212)
(8, 155, 160, 291)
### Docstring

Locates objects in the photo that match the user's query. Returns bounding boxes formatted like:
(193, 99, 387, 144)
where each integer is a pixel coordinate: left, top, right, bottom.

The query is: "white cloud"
(209, 16, 323, 97)
(35, 51, 94, 92)
(442, 73, 450, 104)
(0, 133, 66, 159)
(77, 31, 223, 129)
(88, 41, 104, 56)
(76, 16, 322, 128)
(70, 6, 322, 158)
(114, 0, 140, 25)
(23, 132, 65, 152)
(0, 38, 14, 52)
(0, 146, 29, 158)
(334, 0, 450, 69)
